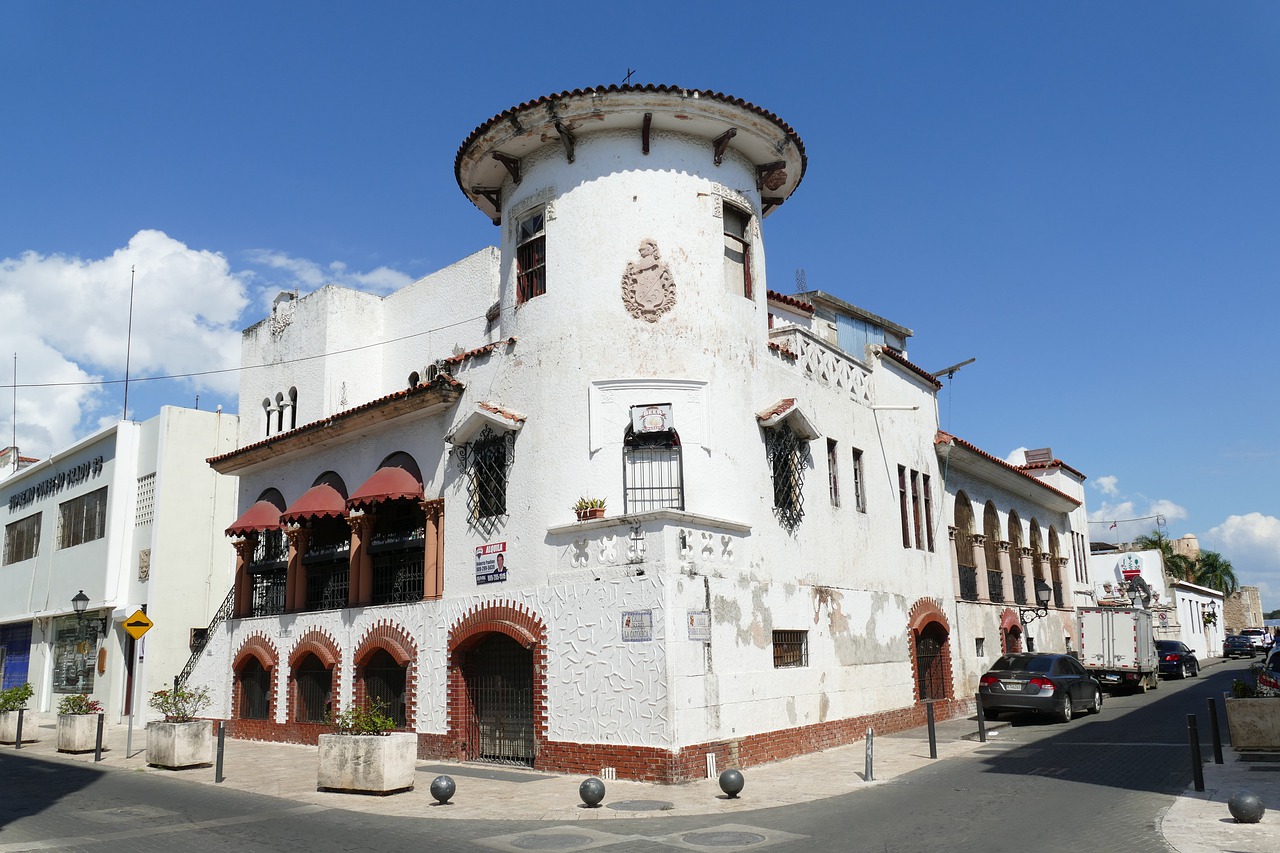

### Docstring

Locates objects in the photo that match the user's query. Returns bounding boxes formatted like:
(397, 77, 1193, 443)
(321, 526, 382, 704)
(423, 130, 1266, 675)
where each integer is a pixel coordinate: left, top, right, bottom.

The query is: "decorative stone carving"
(621, 239, 676, 323)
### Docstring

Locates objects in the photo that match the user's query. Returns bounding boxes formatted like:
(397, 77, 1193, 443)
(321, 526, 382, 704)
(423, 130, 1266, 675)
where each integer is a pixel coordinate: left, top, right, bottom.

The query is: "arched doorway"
(915, 623, 950, 701)
(461, 633, 534, 765)
(361, 648, 407, 728)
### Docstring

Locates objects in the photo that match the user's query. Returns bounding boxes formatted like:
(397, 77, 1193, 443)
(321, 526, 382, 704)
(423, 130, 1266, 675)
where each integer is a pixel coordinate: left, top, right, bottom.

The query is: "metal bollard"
(14, 708, 22, 750)
(1187, 714, 1204, 792)
(1206, 697, 1224, 765)
(95, 713, 105, 762)
(215, 722, 226, 783)
(926, 700, 938, 759)
(864, 726, 874, 782)
(976, 692, 987, 743)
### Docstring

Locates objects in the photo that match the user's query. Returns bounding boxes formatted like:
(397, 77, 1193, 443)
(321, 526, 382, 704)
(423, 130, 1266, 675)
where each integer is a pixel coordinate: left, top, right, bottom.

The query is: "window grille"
(958, 566, 979, 601)
(1012, 572, 1028, 605)
(136, 473, 156, 526)
(237, 658, 270, 720)
(1052, 581, 1064, 608)
(464, 633, 535, 765)
(369, 501, 425, 604)
(915, 627, 948, 701)
(516, 210, 546, 304)
(3, 513, 40, 565)
(294, 654, 332, 723)
(457, 426, 514, 535)
(772, 630, 808, 668)
(361, 649, 407, 728)
(58, 487, 108, 549)
(765, 424, 806, 530)
(249, 568, 287, 617)
(623, 428, 684, 512)
(988, 571, 1005, 603)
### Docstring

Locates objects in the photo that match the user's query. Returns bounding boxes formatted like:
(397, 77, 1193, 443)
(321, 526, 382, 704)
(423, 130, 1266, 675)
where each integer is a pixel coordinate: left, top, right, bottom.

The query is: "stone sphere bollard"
(719, 768, 745, 798)
(579, 776, 606, 808)
(429, 775, 456, 805)
(1228, 790, 1265, 824)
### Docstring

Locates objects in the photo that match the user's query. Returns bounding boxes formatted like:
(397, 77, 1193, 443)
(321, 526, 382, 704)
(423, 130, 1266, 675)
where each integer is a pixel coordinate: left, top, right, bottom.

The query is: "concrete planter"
(1225, 698, 1280, 750)
(146, 720, 213, 769)
(57, 714, 102, 753)
(317, 732, 417, 794)
(0, 710, 37, 744)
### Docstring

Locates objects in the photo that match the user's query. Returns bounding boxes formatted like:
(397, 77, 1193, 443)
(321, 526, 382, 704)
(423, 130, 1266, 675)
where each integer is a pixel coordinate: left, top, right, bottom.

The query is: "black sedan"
(1156, 640, 1199, 678)
(978, 653, 1103, 722)
(1223, 635, 1258, 659)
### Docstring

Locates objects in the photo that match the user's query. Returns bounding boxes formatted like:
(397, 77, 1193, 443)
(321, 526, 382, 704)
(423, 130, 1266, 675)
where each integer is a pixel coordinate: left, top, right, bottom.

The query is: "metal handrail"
(174, 584, 236, 688)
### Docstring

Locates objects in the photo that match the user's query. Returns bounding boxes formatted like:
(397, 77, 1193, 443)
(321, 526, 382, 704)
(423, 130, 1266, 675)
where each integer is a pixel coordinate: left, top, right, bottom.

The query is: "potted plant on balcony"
(573, 497, 606, 521)
(0, 683, 35, 744)
(317, 700, 416, 794)
(145, 684, 213, 769)
(56, 694, 104, 753)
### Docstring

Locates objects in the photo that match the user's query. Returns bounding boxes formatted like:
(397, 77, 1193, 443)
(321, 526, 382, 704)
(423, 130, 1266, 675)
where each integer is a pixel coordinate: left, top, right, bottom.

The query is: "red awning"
(347, 466, 424, 509)
(280, 483, 348, 524)
(225, 500, 284, 537)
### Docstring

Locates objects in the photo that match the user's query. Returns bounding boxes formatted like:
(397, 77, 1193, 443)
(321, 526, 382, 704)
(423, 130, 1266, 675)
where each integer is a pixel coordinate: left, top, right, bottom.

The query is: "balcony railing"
(958, 566, 979, 601)
(305, 559, 349, 612)
(371, 548, 424, 605)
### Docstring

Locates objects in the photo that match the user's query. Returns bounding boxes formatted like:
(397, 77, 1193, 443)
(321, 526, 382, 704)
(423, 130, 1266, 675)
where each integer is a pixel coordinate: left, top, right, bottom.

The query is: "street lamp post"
(1018, 580, 1054, 653)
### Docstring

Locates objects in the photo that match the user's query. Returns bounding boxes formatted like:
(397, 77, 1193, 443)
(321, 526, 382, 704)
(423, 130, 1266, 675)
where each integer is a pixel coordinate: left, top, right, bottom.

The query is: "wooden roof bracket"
(762, 197, 784, 216)
(713, 128, 737, 166)
(472, 187, 502, 225)
(554, 121, 576, 163)
(756, 161, 786, 191)
(491, 152, 522, 185)
(642, 112, 652, 155)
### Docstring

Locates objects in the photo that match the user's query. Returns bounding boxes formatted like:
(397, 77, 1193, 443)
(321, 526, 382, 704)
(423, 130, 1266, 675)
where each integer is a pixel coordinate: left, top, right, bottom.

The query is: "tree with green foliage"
(1192, 550, 1239, 595)
(1133, 530, 1196, 581)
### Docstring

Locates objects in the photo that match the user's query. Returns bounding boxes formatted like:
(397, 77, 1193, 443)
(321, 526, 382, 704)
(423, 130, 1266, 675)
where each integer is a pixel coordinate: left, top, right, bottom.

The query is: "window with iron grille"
(851, 447, 866, 512)
(827, 439, 839, 506)
(370, 500, 426, 605)
(765, 423, 806, 530)
(294, 653, 332, 723)
(3, 513, 40, 565)
(516, 209, 546, 304)
(723, 205, 753, 299)
(915, 625, 949, 700)
(361, 648, 407, 728)
(237, 657, 270, 720)
(250, 568, 287, 617)
(58, 487, 108, 549)
(303, 517, 350, 612)
(772, 630, 808, 668)
(459, 426, 514, 534)
(624, 427, 684, 512)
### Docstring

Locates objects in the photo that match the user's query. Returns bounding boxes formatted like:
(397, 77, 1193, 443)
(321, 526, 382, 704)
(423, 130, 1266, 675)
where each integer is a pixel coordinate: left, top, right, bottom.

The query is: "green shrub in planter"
(0, 683, 34, 712)
(57, 694, 104, 715)
(148, 685, 211, 722)
(332, 700, 396, 735)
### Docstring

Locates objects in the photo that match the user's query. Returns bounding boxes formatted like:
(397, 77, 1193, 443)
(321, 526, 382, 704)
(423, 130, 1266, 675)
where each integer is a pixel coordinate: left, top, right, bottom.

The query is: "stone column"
(231, 535, 257, 618)
(997, 540, 1015, 604)
(285, 525, 310, 613)
(947, 526, 961, 599)
(347, 511, 375, 607)
(972, 533, 990, 601)
(1052, 556, 1071, 607)
(423, 499, 444, 600)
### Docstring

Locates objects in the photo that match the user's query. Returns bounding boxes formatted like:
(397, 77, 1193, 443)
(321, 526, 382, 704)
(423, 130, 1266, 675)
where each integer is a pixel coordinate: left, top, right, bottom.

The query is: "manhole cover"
(680, 831, 768, 847)
(510, 833, 596, 850)
(607, 799, 674, 811)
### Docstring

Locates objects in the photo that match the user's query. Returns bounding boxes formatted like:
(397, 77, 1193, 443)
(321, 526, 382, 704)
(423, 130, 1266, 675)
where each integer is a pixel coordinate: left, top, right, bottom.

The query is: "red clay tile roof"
(1020, 459, 1088, 480)
(477, 402, 526, 425)
(936, 431, 1082, 506)
(767, 290, 814, 314)
(442, 337, 517, 368)
(756, 398, 797, 421)
(877, 346, 943, 390)
(767, 341, 798, 360)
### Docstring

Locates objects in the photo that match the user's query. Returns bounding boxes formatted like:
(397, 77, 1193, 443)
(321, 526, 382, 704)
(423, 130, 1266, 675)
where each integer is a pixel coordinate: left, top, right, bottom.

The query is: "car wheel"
(1180, 663, 1190, 679)
(1088, 687, 1102, 715)
(1190, 663, 1199, 678)
(1056, 693, 1073, 723)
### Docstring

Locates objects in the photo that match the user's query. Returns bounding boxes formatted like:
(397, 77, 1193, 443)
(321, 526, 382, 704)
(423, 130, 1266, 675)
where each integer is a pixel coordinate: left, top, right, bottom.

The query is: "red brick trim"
(352, 620, 418, 729)
(231, 633, 279, 722)
(907, 597, 954, 703)
(907, 597, 949, 634)
(289, 628, 342, 721)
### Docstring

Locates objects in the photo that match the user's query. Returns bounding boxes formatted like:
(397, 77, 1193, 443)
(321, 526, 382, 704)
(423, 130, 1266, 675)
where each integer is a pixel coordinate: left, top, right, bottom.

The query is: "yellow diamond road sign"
(123, 609, 153, 641)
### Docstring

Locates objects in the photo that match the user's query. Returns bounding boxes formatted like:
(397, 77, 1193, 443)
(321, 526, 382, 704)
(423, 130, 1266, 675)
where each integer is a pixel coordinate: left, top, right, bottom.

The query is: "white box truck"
(1077, 607, 1160, 693)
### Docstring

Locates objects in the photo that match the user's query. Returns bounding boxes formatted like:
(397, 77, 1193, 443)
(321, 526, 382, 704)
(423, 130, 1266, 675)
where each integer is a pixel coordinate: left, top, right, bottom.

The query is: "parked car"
(978, 653, 1103, 722)
(1156, 640, 1199, 678)
(1239, 628, 1273, 651)
(1223, 635, 1258, 659)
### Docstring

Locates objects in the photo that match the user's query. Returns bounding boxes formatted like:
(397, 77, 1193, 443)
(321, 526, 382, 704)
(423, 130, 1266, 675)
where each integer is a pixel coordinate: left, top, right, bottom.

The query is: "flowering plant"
(148, 684, 211, 722)
(57, 694, 103, 715)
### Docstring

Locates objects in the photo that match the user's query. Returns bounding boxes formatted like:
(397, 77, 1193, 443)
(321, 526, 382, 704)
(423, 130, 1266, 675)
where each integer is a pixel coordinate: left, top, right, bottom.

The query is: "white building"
(189, 85, 1091, 781)
(1088, 549, 1224, 661)
(0, 407, 239, 718)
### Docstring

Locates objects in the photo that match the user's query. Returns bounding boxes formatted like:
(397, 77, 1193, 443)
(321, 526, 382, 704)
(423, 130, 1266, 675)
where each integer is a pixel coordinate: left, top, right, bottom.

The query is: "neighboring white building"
(188, 84, 1090, 781)
(1087, 549, 1225, 661)
(0, 407, 239, 718)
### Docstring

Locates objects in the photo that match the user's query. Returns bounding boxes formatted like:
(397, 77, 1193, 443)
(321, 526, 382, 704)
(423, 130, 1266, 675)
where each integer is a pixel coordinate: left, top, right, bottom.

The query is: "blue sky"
(2, 2, 1277, 608)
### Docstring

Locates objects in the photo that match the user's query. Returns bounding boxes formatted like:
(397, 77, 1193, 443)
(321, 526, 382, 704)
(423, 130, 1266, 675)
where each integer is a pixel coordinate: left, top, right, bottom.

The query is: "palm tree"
(1192, 550, 1239, 595)
(1133, 530, 1196, 581)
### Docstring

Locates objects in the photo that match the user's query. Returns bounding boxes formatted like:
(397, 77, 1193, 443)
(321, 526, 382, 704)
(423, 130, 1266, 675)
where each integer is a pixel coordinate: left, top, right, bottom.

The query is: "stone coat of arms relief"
(621, 239, 676, 322)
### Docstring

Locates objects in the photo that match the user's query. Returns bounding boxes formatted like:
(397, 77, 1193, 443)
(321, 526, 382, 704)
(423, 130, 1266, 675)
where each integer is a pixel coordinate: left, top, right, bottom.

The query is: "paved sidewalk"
(5, 708, 1277, 850)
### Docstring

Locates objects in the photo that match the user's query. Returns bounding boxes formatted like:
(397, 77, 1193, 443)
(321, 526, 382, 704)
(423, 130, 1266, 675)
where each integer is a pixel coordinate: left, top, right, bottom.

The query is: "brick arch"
(445, 602, 548, 766)
(352, 620, 418, 730)
(907, 597, 953, 703)
(289, 628, 343, 722)
(231, 633, 279, 721)
(999, 608, 1024, 654)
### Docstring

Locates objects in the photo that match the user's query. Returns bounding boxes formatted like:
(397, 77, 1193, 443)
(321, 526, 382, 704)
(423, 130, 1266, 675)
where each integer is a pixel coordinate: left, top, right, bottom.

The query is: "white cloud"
(0, 230, 248, 456)
(1004, 446, 1028, 465)
(1147, 499, 1188, 523)
(1094, 475, 1119, 497)
(245, 248, 412, 298)
(1204, 513, 1280, 609)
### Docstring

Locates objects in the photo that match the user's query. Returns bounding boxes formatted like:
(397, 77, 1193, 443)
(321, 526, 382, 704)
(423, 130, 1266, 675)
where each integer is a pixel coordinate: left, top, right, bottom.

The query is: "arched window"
(361, 648, 407, 728)
(288, 387, 298, 429)
(1008, 511, 1026, 604)
(954, 493, 977, 601)
(1048, 527, 1063, 607)
(275, 392, 285, 434)
(262, 398, 273, 438)
(237, 656, 271, 720)
(623, 423, 684, 512)
(1029, 520, 1044, 589)
(984, 502, 1003, 603)
(293, 653, 333, 724)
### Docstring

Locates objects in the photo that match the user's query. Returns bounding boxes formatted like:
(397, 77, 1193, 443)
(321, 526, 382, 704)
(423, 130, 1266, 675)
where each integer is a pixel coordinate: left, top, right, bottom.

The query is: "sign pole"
(122, 609, 155, 759)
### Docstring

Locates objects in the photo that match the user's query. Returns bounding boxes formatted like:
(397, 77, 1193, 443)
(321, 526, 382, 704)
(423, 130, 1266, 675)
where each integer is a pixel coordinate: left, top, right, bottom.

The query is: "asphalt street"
(0, 660, 1254, 853)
